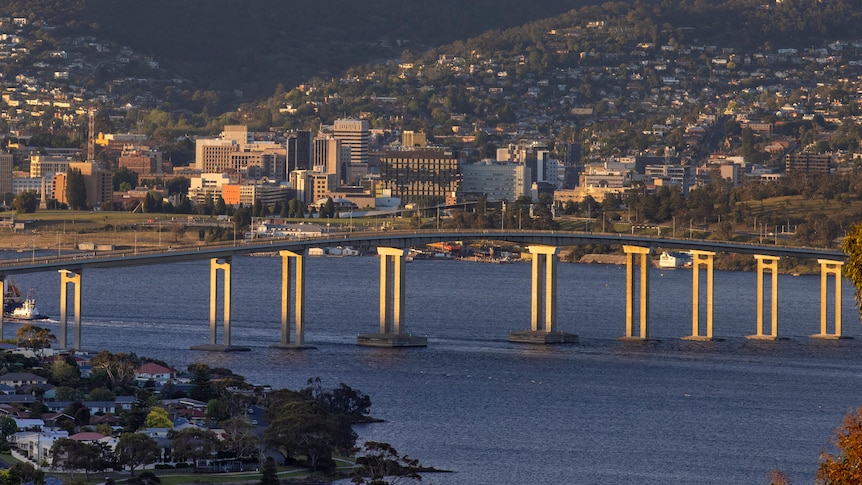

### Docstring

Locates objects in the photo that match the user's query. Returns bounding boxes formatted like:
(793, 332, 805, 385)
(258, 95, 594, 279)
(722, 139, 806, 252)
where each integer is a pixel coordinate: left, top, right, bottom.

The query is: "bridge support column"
(191, 257, 249, 351)
(58, 269, 82, 350)
(810, 259, 847, 340)
(620, 245, 652, 340)
(747, 255, 780, 340)
(272, 250, 314, 349)
(510, 246, 577, 344)
(0, 278, 5, 342)
(683, 250, 716, 341)
(358, 247, 427, 347)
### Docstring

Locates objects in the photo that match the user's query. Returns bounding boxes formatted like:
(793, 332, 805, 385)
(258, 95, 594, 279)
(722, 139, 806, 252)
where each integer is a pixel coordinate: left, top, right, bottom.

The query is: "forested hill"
(0, 0, 591, 98)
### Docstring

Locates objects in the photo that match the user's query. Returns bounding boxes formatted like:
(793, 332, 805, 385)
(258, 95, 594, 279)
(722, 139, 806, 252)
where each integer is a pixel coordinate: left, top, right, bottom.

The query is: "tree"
(113, 167, 139, 191)
(259, 456, 279, 485)
(169, 428, 221, 472)
(221, 417, 259, 459)
(188, 363, 215, 402)
(844, 222, 862, 320)
(90, 351, 141, 390)
(11, 190, 38, 214)
(0, 416, 16, 439)
(264, 400, 355, 472)
(117, 433, 159, 477)
(144, 407, 173, 428)
(15, 324, 56, 356)
(351, 441, 424, 485)
(65, 167, 87, 210)
(818, 407, 862, 483)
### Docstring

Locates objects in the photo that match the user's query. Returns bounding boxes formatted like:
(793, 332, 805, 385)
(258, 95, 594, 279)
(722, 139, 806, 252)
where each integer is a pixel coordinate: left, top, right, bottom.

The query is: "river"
(3, 252, 862, 484)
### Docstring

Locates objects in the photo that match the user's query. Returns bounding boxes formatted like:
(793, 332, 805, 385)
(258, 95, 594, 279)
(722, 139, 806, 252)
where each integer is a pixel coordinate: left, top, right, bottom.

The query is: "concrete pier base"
(190, 343, 252, 352)
(617, 336, 660, 343)
(270, 343, 317, 350)
(509, 330, 578, 344)
(682, 335, 724, 342)
(357, 333, 428, 347)
(809, 333, 852, 341)
(745, 335, 782, 341)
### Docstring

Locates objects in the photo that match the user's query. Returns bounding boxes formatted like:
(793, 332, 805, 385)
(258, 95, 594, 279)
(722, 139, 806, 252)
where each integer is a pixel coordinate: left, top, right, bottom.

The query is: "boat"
(7, 289, 48, 321)
(658, 251, 692, 269)
(2, 279, 24, 313)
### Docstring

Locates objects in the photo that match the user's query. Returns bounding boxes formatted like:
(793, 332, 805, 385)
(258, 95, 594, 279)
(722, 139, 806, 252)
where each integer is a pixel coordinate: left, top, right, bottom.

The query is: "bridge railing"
(0, 228, 842, 269)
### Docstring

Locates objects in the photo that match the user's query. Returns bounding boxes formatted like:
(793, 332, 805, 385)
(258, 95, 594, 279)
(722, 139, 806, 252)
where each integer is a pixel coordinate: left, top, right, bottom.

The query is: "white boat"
(658, 251, 692, 269)
(7, 290, 48, 321)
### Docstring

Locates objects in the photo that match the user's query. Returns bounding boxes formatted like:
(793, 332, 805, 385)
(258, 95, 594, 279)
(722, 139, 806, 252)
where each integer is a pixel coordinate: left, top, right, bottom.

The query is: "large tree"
(264, 400, 355, 472)
(117, 433, 159, 477)
(11, 190, 38, 214)
(818, 407, 862, 483)
(65, 167, 87, 210)
(15, 324, 56, 356)
(351, 441, 424, 485)
(169, 428, 221, 472)
(843, 222, 862, 320)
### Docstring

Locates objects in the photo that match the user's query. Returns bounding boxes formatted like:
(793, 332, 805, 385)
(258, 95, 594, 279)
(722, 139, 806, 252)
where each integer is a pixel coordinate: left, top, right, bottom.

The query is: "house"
(136, 362, 175, 384)
(0, 373, 47, 389)
(10, 430, 68, 464)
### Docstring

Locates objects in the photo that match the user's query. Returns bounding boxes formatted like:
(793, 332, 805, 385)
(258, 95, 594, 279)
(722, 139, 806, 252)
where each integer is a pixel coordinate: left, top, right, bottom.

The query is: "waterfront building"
(188, 173, 234, 205)
(195, 125, 286, 181)
(379, 147, 461, 206)
(221, 181, 289, 207)
(459, 161, 530, 202)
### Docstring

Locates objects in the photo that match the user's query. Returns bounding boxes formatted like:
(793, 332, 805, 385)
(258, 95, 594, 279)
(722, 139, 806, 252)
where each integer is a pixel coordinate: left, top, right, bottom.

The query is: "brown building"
(785, 152, 832, 175)
(52, 162, 113, 208)
(379, 148, 461, 206)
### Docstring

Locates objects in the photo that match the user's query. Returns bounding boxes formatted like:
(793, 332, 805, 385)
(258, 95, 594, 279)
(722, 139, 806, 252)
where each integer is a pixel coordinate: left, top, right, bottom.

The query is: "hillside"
(0, 0, 593, 99)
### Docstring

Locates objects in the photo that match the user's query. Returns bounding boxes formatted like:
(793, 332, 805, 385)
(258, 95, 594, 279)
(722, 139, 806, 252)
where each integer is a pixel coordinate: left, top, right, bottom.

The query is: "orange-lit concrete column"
(811, 259, 844, 339)
(0, 278, 4, 342)
(684, 250, 715, 341)
(358, 247, 426, 347)
(622, 245, 651, 340)
(274, 250, 312, 348)
(747, 255, 779, 340)
(378, 247, 405, 334)
(510, 246, 577, 344)
(530, 246, 558, 332)
(59, 269, 82, 349)
(209, 257, 232, 346)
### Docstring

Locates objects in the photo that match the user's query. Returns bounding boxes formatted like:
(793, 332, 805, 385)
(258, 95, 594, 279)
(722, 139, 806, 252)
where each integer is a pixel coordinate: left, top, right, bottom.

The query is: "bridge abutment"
(620, 245, 652, 341)
(683, 250, 717, 341)
(811, 259, 847, 340)
(358, 247, 427, 347)
(510, 246, 577, 344)
(747, 255, 780, 341)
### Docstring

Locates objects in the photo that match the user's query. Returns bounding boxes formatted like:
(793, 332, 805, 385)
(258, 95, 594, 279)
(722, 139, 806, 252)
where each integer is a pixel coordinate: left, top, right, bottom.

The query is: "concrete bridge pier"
(683, 250, 717, 341)
(191, 257, 249, 351)
(272, 250, 315, 349)
(358, 247, 427, 347)
(58, 269, 82, 350)
(510, 246, 577, 344)
(747, 255, 780, 341)
(810, 259, 847, 340)
(0, 278, 4, 342)
(620, 245, 652, 341)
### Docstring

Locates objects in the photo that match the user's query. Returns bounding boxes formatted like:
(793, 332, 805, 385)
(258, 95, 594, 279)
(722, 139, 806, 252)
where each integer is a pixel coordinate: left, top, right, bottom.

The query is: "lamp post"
(30, 237, 36, 262)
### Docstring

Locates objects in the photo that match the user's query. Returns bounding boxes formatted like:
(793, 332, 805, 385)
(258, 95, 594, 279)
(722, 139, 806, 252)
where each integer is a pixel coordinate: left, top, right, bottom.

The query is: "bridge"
(0, 229, 849, 350)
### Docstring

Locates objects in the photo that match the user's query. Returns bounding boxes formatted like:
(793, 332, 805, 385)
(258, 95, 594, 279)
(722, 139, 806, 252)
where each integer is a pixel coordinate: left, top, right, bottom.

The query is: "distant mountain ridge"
(0, 0, 592, 99)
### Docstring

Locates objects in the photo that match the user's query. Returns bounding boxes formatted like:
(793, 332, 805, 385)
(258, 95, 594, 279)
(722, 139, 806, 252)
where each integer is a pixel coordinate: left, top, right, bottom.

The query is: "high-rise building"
(0, 153, 12, 195)
(52, 162, 112, 208)
(333, 119, 370, 165)
(195, 125, 286, 180)
(379, 148, 461, 206)
(313, 136, 344, 183)
(288, 131, 312, 173)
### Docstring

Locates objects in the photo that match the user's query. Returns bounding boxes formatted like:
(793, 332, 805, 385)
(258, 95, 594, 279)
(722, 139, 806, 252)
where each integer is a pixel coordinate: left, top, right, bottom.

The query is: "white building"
(460, 161, 531, 202)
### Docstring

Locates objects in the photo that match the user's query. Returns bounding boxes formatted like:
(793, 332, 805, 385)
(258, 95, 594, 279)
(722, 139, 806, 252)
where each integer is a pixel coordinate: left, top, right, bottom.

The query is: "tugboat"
(7, 289, 48, 321)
